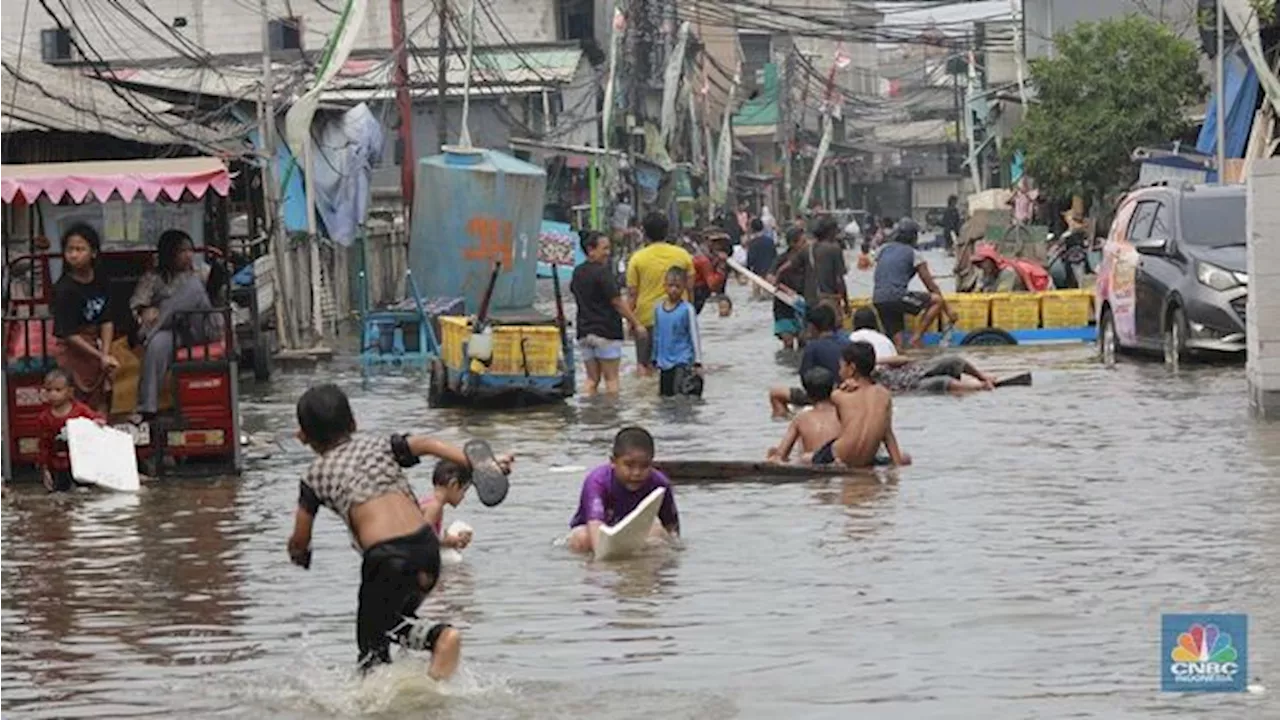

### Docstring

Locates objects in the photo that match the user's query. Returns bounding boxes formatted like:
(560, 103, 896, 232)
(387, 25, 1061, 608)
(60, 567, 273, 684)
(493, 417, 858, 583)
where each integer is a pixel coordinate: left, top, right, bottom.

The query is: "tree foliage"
(1009, 15, 1205, 204)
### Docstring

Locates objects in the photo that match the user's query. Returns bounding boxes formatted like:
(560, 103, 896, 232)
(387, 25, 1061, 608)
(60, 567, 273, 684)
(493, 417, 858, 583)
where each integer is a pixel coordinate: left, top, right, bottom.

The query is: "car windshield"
(1179, 194, 1246, 246)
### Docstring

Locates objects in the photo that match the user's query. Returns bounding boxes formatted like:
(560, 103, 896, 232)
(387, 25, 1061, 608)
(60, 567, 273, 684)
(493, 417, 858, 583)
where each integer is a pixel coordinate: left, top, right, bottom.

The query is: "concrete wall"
(2, 0, 557, 61)
(1247, 158, 1280, 418)
(1022, 0, 1200, 59)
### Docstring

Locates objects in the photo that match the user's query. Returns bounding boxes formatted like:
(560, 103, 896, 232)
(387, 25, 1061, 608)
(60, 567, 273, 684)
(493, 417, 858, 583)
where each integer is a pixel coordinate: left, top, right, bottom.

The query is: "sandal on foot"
(464, 439, 509, 507)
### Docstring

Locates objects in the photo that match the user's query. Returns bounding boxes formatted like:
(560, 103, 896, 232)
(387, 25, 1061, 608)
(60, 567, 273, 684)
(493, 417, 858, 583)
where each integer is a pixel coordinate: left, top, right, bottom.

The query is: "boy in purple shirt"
(567, 426, 681, 553)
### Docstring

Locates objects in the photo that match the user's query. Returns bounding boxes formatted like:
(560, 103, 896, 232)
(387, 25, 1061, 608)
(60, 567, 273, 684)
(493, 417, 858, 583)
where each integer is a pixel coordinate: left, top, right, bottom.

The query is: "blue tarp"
(1196, 47, 1261, 180)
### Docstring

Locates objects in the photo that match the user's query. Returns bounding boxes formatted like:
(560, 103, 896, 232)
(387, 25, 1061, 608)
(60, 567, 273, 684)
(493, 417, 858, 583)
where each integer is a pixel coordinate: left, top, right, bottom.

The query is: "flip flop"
(464, 439, 509, 507)
(994, 371, 1033, 388)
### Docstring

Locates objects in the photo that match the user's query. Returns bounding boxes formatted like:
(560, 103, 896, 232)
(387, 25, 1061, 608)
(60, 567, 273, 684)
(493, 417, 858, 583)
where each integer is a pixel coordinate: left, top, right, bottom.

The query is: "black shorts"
(812, 439, 837, 465)
(876, 291, 933, 338)
(357, 525, 447, 671)
(659, 365, 704, 397)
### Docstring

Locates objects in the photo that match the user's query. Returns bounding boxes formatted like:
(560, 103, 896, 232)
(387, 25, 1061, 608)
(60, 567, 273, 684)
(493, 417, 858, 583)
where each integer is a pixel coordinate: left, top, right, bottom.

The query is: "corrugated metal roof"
(1, 58, 239, 152)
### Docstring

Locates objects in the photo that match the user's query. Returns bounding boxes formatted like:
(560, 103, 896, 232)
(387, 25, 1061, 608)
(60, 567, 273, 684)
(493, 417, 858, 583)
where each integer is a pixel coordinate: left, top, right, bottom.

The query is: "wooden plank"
(655, 459, 876, 484)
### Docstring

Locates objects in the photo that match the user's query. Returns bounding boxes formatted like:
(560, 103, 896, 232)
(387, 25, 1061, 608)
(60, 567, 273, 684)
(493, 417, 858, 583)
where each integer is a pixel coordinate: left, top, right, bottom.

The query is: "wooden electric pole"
(437, 0, 450, 151)
(390, 0, 416, 213)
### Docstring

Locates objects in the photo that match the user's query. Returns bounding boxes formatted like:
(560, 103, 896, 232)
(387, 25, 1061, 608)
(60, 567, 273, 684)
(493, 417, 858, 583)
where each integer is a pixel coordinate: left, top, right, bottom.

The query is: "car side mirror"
(1134, 237, 1167, 255)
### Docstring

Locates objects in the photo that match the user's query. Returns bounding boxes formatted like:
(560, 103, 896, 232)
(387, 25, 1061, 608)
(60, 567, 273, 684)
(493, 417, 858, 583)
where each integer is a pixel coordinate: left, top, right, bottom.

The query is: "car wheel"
(959, 328, 1018, 346)
(1099, 307, 1118, 366)
(1163, 306, 1187, 370)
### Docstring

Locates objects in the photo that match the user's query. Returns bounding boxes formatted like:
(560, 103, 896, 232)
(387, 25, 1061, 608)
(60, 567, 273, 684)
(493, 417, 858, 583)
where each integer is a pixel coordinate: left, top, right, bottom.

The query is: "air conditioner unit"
(41, 28, 73, 63)
(268, 18, 301, 51)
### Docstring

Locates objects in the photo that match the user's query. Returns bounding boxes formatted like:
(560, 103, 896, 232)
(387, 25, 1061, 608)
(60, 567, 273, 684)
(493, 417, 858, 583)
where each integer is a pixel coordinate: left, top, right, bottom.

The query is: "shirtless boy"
(809, 342, 911, 468)
(767, 367, 841, 464)
(286, 384, 512, 680)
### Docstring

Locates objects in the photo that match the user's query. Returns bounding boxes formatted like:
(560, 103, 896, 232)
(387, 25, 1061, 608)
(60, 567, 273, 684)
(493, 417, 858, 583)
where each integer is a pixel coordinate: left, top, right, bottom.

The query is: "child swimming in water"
(419, 460, 473, 551)
(808, 342, 911, 468)
(767, 367, 842, 464)
(566, 427, 680, 553)
(286, 383, 512, 680)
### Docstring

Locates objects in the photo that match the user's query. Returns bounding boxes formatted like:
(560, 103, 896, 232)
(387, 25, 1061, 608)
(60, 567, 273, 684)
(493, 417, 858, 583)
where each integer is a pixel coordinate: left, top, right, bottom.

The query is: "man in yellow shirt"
(626, 212, 694, 375)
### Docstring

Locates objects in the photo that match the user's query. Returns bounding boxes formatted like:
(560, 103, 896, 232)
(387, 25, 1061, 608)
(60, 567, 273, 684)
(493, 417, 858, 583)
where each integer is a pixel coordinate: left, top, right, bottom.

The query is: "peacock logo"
(1171, 623, 1237, 664)
(1164, 616, 1246, 691)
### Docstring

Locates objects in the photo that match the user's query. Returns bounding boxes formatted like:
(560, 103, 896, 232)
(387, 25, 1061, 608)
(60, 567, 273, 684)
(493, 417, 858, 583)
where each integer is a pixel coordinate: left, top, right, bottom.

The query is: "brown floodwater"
(4, 260, 1278, 718)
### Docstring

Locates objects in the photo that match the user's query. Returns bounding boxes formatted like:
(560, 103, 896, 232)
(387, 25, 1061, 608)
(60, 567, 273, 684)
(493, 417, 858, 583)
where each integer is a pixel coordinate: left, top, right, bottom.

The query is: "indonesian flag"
(834, 47, 851, 70)
(613, 8, 626, 32)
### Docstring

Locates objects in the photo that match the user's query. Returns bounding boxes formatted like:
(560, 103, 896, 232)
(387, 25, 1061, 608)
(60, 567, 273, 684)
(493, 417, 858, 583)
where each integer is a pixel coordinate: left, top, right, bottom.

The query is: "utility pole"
(437, 0, 450, 152)
(259, 0, 298, 351)
(390, 0, 416, 213)
(1215, 0, 1226, 183)
(779, 36, 796, 217)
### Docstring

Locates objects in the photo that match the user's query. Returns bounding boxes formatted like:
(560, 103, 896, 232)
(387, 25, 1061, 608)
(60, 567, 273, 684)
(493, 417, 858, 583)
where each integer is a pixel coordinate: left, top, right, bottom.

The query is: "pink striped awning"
(1, 157, 232, 205)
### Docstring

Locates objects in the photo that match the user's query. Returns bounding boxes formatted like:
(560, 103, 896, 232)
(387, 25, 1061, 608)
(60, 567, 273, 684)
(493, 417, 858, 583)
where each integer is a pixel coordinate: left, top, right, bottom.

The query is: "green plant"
(1008, 16, 1205, 205)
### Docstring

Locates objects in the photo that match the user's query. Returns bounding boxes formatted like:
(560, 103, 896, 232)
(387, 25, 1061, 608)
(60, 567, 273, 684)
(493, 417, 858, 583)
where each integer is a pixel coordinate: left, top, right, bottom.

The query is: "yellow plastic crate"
(942, 293, 992, 331)
(1039, 289, 1092, 329)
(845, 295, 936, 334)
(845, 296, 874, 330)
(439, 316, 561, 376)
(989, 293, 1042, 330)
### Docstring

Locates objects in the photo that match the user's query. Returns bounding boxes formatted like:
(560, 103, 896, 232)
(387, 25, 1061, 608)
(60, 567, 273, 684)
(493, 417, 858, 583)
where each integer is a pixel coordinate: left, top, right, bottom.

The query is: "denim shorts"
(579, 335, 624, 362)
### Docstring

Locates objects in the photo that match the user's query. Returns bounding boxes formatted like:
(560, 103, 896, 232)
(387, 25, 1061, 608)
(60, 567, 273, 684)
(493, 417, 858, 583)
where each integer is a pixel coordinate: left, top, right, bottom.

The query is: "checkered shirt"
(302, 435, 416, 524)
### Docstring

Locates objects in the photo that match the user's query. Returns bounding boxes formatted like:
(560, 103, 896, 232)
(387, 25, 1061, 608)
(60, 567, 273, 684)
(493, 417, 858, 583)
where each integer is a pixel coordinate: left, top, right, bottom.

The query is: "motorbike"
(1046, 229, 1095, 289)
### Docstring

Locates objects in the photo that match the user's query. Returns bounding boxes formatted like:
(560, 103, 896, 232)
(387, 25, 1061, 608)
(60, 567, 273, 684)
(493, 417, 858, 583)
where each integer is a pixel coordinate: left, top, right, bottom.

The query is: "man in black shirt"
(570, 231, 648, 395)
(808, 216, 849, 324)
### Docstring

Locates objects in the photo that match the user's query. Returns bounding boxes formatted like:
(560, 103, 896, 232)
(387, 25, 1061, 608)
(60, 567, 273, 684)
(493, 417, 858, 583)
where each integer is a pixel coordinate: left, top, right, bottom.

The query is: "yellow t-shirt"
(625, 242, 695, 328)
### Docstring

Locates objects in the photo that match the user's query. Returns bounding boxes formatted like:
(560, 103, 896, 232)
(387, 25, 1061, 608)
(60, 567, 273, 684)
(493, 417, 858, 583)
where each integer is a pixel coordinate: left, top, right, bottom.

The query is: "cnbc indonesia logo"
(1167, 622, 1241, 689)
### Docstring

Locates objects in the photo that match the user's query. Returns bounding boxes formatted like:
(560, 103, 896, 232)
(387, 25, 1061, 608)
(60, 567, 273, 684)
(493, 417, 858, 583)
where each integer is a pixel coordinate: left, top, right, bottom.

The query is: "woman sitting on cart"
(51, 224, 119, 414)
(128, 229, 221, 422)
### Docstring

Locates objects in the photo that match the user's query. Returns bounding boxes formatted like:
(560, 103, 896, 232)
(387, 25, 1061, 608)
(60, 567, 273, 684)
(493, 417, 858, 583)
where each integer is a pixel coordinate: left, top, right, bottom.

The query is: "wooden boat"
(655, 460, 878, 484)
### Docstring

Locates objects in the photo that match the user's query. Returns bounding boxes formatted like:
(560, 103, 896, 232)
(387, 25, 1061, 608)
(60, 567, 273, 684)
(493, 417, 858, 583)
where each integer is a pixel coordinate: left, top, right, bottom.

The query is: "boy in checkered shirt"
(286, 384, 512, 679)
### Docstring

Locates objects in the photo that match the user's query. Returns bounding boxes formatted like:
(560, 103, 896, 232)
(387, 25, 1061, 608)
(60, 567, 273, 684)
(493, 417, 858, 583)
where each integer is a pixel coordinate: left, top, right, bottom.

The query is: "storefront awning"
(1, 157, 232, 205)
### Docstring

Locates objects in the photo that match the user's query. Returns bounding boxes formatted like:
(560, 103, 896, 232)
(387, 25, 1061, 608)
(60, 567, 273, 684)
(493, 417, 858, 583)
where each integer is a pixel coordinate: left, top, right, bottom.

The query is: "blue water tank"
(409, 147, 547, 312)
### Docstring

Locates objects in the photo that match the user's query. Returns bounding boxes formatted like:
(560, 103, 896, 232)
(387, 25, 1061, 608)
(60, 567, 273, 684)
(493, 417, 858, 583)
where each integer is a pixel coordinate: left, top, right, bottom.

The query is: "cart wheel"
(959, 328, 1018, 346)
(428, 359, 448, 408)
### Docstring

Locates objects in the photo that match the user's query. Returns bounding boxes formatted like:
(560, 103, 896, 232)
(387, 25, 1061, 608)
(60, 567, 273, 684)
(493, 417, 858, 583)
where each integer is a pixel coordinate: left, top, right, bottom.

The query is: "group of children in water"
(284, 382, 682, 682)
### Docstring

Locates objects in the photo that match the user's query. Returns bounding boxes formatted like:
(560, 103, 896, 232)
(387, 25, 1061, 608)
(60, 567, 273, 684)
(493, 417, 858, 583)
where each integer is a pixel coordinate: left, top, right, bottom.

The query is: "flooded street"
(4, 261, 1279, 719)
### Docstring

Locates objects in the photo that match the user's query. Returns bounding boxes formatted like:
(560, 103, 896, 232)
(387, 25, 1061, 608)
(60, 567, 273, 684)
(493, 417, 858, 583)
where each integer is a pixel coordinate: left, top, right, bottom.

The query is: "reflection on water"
(4, 271, 1280, 718)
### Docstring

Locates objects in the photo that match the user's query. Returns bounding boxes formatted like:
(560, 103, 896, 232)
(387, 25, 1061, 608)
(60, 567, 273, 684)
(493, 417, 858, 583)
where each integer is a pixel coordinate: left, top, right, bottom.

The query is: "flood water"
(4, 254, 1279, 718)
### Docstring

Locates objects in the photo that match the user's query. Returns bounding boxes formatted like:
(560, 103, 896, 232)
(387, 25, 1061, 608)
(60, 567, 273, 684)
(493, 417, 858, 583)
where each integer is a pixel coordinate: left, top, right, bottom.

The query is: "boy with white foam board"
(566, 427, 681, 553)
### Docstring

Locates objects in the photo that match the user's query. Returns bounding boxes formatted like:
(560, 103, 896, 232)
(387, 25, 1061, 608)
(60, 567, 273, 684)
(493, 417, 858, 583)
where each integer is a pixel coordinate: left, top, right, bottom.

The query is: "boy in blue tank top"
(651, 267, 704, 397)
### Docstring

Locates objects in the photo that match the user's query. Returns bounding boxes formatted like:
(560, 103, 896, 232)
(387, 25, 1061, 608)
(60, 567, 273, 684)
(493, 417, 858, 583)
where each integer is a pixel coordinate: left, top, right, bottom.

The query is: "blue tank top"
(872, 242, 918, 303)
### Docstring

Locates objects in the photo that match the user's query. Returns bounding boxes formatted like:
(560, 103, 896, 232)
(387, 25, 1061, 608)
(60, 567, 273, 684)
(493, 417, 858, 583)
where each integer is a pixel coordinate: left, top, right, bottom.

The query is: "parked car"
(1094, 183, 1247, 366)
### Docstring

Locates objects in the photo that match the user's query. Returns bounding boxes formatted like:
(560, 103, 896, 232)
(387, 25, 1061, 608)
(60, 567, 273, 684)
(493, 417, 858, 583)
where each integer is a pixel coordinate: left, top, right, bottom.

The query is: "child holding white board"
(566, 427, 681, 554)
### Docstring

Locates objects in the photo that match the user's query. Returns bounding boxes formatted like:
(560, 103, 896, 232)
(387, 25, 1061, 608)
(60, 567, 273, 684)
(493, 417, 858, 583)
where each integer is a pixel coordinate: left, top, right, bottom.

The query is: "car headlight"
(1196, 261, 1242, 291)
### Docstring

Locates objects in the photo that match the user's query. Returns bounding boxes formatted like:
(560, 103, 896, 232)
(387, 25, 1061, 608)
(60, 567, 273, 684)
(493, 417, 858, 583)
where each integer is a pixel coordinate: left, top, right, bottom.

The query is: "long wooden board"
(726, 257, 804, 310)
(655, 460, 876, 484)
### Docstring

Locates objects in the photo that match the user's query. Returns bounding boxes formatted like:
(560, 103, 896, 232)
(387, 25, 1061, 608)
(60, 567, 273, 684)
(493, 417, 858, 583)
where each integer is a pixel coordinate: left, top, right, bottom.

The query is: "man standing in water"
(571, 231, 648, 395)
(626, 212, 694, 376)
